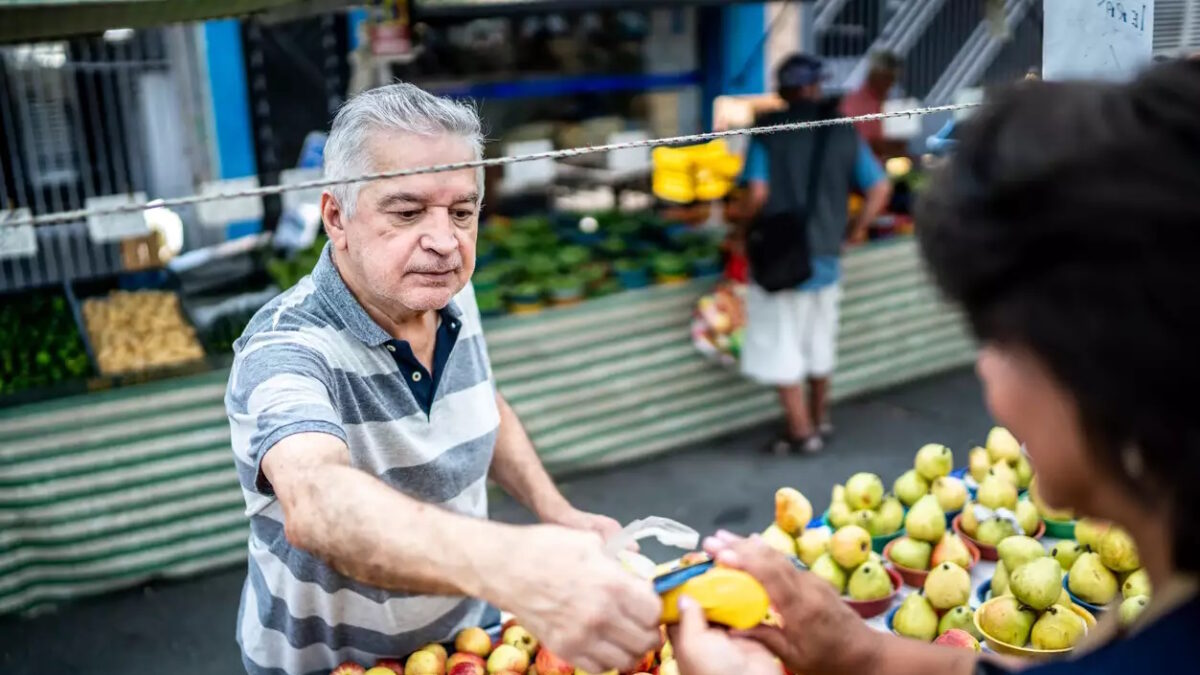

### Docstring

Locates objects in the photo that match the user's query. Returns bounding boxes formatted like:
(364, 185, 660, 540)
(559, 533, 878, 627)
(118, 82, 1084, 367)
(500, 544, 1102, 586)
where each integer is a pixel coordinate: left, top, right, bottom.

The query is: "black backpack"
(745, 123, 831, 292)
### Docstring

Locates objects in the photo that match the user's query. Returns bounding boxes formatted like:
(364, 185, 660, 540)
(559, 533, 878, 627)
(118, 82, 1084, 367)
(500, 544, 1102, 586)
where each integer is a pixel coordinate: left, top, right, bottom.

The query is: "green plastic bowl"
(820, 509, 905, 553)
(1042, 517, 1076, 540)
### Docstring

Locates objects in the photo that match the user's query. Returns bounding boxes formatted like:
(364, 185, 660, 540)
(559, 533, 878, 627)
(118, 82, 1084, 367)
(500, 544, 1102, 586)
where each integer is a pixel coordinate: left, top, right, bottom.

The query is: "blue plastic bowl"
(1062, 574, 1109, 614)
(884, 605, 900, 635)
(975, 578, 992, 606)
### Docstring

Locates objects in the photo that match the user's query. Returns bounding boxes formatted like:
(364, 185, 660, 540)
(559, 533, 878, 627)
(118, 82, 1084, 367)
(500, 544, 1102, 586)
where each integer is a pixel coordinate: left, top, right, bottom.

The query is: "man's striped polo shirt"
(226, 242, 499, 675)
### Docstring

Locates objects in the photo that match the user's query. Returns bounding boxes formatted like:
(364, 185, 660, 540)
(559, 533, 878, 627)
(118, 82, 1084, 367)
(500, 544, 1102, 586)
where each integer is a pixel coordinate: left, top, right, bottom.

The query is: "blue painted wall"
(701, 3, 766, 129)
(202, 19, 261, 239)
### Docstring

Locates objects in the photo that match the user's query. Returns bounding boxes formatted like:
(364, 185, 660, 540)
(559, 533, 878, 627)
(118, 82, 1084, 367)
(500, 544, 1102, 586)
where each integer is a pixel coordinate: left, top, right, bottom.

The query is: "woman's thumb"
(675, 594, 708, 638)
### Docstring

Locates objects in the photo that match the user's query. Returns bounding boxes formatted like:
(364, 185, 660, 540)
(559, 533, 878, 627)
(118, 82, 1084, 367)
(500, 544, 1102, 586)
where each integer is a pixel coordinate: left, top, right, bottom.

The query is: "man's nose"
(421, 209, 458, 254)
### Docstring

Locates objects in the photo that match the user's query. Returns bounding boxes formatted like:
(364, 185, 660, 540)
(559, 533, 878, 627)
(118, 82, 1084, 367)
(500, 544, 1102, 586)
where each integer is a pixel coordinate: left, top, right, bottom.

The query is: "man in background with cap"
(739, 53, 892, 455)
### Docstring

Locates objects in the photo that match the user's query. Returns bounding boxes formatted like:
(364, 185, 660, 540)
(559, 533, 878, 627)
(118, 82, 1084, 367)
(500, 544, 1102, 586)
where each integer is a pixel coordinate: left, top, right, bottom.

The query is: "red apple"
(487, 644, 530, 673)
(366, 668, 399, 675)
(502, 618, 520, 633)
(632, 651, 656, 673)
(502, 626, 539, 658)
(447, 654, 486, 672)
(534, 648, 573, 675)
(374, 659, 405, 675)
(933, 629, 981, 653)
(421, 644, 449, 665)
(447, 662, 485, 675)
(406, 650, 444, 675)
(332, 663, 367, 675)
(455, 627, 493, 658)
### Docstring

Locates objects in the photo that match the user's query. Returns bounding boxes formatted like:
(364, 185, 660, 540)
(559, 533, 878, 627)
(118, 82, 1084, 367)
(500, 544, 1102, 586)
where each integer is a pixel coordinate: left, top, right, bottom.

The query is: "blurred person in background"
(226, 83, 660, 675)
(740, 53, 892, 456)
(842, 50, 907, 159)
(672, 57, 1200, 675)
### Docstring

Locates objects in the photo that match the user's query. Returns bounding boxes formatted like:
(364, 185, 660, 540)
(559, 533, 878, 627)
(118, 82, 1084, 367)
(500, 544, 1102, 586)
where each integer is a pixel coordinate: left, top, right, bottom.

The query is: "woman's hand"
(668, 595, 781, 675)
(703, 532, 880, 675)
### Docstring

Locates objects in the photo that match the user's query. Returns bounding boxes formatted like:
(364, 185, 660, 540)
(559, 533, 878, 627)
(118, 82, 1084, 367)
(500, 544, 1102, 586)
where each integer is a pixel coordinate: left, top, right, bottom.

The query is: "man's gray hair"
(324, 82, 485, 217)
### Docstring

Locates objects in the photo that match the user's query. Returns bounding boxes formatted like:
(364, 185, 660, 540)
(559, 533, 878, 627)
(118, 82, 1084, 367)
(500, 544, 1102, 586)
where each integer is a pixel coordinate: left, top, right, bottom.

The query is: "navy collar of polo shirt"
(312, 242, 464, 415)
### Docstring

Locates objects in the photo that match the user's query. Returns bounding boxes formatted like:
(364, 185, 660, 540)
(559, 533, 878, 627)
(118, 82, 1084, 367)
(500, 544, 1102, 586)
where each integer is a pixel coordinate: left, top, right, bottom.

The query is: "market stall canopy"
(0, 0, 355, 43)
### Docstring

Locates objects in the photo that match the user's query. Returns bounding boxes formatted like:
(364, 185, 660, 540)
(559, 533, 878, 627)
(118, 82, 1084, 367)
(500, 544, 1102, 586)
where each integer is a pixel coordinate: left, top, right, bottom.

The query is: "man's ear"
(321, 192, 348, 249)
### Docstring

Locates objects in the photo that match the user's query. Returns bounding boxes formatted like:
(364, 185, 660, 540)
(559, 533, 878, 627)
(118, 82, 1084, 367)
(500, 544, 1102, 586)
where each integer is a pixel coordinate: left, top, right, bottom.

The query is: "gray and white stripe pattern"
(226, 243, 498, 675)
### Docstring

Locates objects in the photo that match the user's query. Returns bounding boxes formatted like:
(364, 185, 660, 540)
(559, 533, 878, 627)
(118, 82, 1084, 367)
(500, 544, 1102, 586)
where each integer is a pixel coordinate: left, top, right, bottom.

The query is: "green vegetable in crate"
(0, 290, 91, 396)
(557, 245, 591, 268)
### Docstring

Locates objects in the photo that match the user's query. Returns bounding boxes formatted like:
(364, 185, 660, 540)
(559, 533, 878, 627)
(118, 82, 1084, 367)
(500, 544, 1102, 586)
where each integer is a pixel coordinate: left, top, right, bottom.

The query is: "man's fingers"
(674, 594, 709, 642)
(720, 539, 800, 609)
(736, 625, 792, 658)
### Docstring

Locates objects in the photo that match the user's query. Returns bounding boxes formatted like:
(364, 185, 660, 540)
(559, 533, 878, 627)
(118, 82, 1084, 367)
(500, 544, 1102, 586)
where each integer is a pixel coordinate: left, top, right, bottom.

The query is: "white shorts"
(740, 283, 840, 385)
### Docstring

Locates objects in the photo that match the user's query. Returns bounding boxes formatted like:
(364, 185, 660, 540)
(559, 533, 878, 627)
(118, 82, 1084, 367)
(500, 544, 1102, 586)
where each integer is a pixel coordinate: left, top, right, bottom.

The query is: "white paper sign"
(502, 140, 556, 192)
(196, 176, 265, 227)
(280, 167, 326, 212)
(606, 131, 652, 176)
(882, 97, 923, 140)
(86, 192, 149, 242)
(0, 208, 37, 259)
(1043, 0, 1154, 82)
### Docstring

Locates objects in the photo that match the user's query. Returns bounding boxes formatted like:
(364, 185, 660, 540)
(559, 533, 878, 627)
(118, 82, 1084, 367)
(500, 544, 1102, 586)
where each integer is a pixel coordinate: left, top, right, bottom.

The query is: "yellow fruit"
(660, 567, 771, 630)
(774, 487, 813, 536)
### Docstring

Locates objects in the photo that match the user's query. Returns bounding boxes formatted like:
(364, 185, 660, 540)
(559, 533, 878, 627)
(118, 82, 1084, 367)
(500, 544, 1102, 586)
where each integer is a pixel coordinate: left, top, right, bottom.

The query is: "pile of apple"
(1062, 519, 1152, 625)
(826, 472, 904, 537)
(893, 443, 968, 514)
(974, 535, 1093, 651)
(328, 620, 681, 675)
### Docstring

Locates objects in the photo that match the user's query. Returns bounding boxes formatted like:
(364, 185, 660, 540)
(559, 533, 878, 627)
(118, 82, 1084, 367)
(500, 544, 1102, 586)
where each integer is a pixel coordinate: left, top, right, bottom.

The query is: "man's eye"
(453, 210, 475, 220)
(395, 210, 421, 220)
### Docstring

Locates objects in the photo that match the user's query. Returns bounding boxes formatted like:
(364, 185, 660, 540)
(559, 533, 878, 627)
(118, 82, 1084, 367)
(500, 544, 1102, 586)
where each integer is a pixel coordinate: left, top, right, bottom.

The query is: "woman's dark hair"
(916, 59, 1200, 572)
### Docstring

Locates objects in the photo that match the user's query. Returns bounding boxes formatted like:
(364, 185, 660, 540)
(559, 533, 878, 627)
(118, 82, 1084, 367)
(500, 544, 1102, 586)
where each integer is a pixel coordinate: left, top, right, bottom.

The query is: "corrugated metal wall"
(0, 237, 975, 615)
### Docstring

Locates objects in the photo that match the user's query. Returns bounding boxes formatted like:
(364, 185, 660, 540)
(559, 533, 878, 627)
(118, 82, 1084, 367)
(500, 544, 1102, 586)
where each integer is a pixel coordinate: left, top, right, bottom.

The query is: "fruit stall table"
(0, 236, 976, 615)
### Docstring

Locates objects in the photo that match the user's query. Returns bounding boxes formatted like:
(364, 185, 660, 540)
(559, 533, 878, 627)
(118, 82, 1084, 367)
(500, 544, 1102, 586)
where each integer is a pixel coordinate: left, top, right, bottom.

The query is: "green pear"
(852, 509, 878, 535)
(931, 533, 972, 569)
(979, 596, 1036, 647)
(986, 426, 1022, 465)
(1074, 518, 1112, 551)
(904, 494, 947, 543)
(989, 461, 1020, 488)
(997, 536, 1046, 572)
(893, 469, 929, 507)
(992, 560, 1010, 596)
(893, 592, 939, 641)
(938, 605, 982, 639)
(1098, 527, 1140, 573)
(874, 495, 904, 535)
(968, 446, 991, 483)
(760, 524, 798, 556)
(960, 502, 981, 536)
(810, 553, 847, 594)
(978, 474, 1019, 510)
(847, 561, 893, 601)
(1010, 558, 1064, 611)
(931, 476, 968, 513)
(1029, 476, 1073, 521)
(1119, 595, 1150, 626)
(889, 536, 933, 570)
(1051, 540, 1084, 571)
(867, 550, 884, 566)
(795, 528, 831, 567)
(1121, 568, 1151, 599)
(1068, 552, 1118, 605)
(914, 443, 954, 481)
(845, 472, 885, 510)
(924, 561, 971, 610)
(1015, 500, 1041, 537)
(828, 501, 854, 529)
(830, 525, 872, 570)
(1030, 605, 1087, 650)
(976, 517, 1017, 546)
(1015, 455, 1034, 490)
(831, 483, 846, 505)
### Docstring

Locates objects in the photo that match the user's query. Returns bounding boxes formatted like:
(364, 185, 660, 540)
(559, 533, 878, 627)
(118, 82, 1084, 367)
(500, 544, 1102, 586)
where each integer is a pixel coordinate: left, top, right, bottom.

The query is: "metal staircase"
(925, 0, 1036, 105)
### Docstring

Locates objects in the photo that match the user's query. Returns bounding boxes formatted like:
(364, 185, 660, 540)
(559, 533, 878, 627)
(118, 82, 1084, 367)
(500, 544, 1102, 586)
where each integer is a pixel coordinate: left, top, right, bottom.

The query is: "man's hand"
(668, 595, 780, 675)
(544, 505, 625, 541)
(489, 525, 662, 673)
(703, 532, 879, 675)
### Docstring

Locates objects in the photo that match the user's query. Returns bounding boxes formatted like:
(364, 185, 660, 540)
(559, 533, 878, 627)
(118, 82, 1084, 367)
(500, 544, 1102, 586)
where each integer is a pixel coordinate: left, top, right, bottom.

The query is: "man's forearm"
(282, 459, 515, 600)
(489, 392, 571, 520)
(852, 634, 983, 675)
(851, 180, 892, 240)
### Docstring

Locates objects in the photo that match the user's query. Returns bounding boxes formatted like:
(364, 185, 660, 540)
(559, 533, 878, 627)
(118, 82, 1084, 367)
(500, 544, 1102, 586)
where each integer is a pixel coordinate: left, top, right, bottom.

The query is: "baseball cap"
(776, 54, 825, 89)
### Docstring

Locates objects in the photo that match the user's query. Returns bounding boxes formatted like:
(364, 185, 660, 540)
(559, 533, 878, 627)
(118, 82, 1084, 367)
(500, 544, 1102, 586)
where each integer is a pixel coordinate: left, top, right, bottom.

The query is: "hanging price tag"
(86, 193, 149, 243)
(196, 177, 265, 228)
(0, 208, 38, 259)
(280, 167, 326, 212)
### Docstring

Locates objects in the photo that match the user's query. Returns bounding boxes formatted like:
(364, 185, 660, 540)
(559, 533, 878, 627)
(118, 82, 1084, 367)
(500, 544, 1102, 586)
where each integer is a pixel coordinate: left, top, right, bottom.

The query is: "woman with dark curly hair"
(669, 57, 1200, 675)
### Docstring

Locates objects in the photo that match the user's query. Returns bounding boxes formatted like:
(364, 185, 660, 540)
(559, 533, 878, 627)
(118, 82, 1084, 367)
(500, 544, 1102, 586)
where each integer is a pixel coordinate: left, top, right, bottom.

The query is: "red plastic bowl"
(883, 537, 982, 588)
(841, 566, 903, 619)
(953, 515, 1045, 561)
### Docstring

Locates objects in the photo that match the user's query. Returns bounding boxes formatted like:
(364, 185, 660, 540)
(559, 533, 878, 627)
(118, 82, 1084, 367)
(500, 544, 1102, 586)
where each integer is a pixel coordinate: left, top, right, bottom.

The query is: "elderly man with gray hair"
(225, 83, 662, 675)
